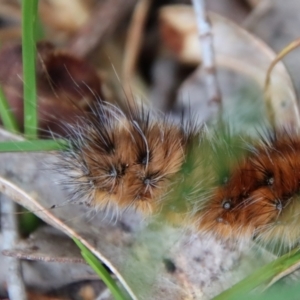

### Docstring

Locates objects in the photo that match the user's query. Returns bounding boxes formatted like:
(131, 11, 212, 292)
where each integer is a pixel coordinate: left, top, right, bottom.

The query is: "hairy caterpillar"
(59, 100, 300, 253)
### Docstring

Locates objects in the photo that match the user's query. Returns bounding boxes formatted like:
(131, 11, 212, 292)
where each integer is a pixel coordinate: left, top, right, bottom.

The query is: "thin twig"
(191, 0, 222, 108)
(1, 195, 27, 300)
(68, 0, 137, 57)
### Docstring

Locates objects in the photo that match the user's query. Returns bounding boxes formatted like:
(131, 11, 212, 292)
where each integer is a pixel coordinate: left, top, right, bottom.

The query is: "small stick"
(191, 0, 222, 108)
(1, 195, 27, 300)
(68, 0, 137, 57)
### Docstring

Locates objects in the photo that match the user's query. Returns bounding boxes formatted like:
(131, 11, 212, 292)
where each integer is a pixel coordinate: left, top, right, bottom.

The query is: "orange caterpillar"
(60, 101, 300, 252)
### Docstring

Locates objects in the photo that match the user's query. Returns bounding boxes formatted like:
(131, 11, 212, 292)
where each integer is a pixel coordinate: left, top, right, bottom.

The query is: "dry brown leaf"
(247, 0, 300, 98)
(159, 5, 300, 128)
(0, 42, 103, 136)
(39, 0, 90, 34)
(0, 1, 21, 24)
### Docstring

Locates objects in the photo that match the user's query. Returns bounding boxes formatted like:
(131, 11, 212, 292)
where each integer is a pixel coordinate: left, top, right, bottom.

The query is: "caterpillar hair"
(59, 100, 300, 253)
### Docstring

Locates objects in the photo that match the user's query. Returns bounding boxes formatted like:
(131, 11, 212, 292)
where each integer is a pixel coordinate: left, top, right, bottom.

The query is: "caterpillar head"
(61, 104, 185, 214)
(197, 188, 253, 240)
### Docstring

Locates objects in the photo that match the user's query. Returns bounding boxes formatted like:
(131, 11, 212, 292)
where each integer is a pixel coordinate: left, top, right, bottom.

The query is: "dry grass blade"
(122, 0, 151, 105)
(262, 260, 300, 292)
(213, 248, 300, 300)
(0, 176, 138, 300)
(264, 38, 300, 128)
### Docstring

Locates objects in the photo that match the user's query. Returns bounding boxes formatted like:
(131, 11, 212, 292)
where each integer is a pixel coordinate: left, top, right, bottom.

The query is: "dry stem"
(191, 0, 222, 108)
(1, 195, 27, 300)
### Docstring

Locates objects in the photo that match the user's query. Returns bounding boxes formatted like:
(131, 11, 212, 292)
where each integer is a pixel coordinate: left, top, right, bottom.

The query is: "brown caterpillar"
(59, 101, 300, 253)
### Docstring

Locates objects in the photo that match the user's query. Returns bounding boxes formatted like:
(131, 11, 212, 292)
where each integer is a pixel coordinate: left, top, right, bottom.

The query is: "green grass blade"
(213, 248, 300, 300)
(0, 86, 19, 133)
(73, 238, 129, 300)
(22, 0, 39, 139)
(244, 280, 300, 300)
(0, 140, 67, 152)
